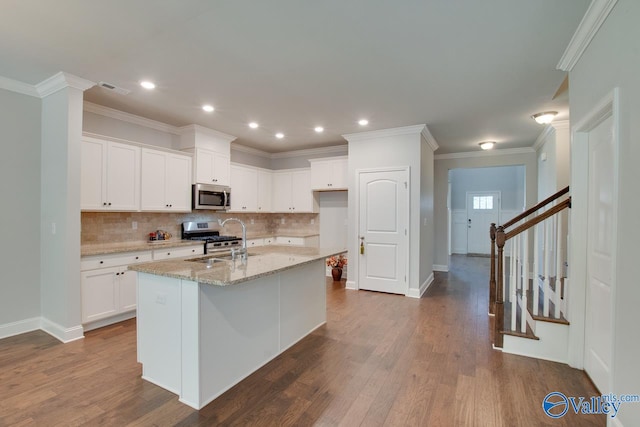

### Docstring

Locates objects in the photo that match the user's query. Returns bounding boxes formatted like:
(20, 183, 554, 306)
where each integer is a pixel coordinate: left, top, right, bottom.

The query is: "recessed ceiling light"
(532, 111, 558, 125)
(140, 80, 156, 90)
(249, 122, 259, 129)
(275, 132, 285, 139)
(314, 126, 324, 133)
(358, 119, 369, 126)
(479, 141, 495, 150)
(202, 104, 214, 113)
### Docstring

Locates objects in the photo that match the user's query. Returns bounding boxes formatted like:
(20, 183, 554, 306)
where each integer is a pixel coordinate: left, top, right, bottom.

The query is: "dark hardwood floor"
(0, 255, 604, 426)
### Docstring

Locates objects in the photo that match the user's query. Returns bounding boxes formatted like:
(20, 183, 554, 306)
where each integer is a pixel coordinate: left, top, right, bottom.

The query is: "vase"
(331, 267, 343, 281)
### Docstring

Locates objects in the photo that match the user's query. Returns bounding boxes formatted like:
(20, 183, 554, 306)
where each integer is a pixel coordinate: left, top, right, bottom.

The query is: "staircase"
(489, 186, 572, 362)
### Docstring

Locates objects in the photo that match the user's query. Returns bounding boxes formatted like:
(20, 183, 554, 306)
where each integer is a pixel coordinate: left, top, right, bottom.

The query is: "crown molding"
(271, 144, 348, 159)
(230, 143, 272, 158)
(342, 124, 427, 142)
(557, 0, 618, 71)
(0, 75, 40, 97)
(551, 119, 570, 131)
(532, 126, 555, 151)
(83, 101, 181, 135)
(420, 125, 439, 151)
(178, 124, 237, 143)
(36, 72, 94, 97)
(434, 147, 535, 160)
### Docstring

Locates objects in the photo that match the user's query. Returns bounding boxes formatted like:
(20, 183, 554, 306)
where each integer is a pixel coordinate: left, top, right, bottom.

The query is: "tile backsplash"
(81, 211, 319, 244)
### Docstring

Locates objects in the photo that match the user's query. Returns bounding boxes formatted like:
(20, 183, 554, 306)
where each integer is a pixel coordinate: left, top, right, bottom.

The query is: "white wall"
(0, 89, 42, 332)
(319, 192, 348, 249)
(536, 121, 570, 201)
(449, 165, 525, 210)
(434, 151, 537, 269)
(568, 0, 640, 423)
(419, 136, 435, 289)
(83, 111, 178, 149)
(346, 126, 434, 296)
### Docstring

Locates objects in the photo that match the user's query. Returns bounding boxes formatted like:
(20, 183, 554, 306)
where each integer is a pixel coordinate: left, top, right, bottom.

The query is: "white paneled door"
(466, 191, 500, 255)
(358, 169, 408, 295)
(585, 114, 616, 395)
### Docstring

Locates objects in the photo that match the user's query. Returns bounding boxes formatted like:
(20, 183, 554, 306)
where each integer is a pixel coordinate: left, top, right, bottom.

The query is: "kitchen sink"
(186, 252, 255, 265)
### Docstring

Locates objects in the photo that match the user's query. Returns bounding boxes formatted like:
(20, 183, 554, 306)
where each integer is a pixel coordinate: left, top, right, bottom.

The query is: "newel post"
(489, 223, 497, 315)
(494, 226, 506, 348)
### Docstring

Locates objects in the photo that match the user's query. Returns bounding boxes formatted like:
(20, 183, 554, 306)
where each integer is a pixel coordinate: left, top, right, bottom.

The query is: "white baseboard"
(433, 264, 449, 272)
(0, 317, 41, 340)
(41, 317, 84, 343)
(83, 311, 136, 332)
(345, 280, 357, 290)
(407, 273, 434, 298)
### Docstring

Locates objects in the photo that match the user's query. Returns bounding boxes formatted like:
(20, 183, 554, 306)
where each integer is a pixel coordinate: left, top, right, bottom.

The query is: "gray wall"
(0, 89, 42, 328)
(83, 111, 178, 148)
(270, 146, 347, 170)
(449, 165, 525, 211)
(569, 0, 640, 422)
(230, 147, 271, 169)
(434, 152, 537, 268)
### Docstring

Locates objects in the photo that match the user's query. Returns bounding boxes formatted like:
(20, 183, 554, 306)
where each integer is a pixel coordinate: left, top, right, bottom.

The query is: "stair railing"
(490, 187, 570, 348)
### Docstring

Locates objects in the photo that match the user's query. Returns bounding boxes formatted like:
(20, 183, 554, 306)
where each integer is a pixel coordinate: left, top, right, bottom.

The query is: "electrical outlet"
(156, 294, 167, 305)
(132, 221, 138, 230)
(51, 222, 56, 235)
(281, 218, 285, 224)
(311, 219, 315, 225)
(250, 219, 255, 225)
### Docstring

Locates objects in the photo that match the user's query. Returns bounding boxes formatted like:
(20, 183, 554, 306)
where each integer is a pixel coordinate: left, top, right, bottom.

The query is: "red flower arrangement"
(326, 255, 348, 269)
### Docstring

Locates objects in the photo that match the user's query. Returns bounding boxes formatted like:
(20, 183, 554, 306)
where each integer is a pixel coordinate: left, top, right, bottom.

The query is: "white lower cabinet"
(274, 236, 319, 247)
(247, 238, 264, 248)
(81, 251, 152, 326)
(152, 244, 204, 260)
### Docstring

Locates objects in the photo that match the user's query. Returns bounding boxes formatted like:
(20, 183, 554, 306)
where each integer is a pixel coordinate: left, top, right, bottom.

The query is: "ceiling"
(0, 0, 589, 154)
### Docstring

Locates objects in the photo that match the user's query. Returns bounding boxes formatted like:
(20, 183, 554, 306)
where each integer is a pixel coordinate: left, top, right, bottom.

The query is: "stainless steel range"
(181, 221, 242, 254)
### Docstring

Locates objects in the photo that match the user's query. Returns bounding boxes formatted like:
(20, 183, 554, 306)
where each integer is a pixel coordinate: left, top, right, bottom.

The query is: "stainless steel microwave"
(192, 183, 231, 210)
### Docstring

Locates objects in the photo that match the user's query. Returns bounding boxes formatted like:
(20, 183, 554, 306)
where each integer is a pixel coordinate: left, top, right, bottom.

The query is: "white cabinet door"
(119, 269, 137, 312)
(140, 149, 167, 211)
(141, 149, 192, 212)
(332, 159, 348, 189)
(106, 142, 140, 211)
(81, 267, 119, 323)
(165, 153, 192, 211)
(81, 138, 140, 211)
(272, 172, 292, 212)
(257, 170, 272, 212)
(195, 149, 230, 186)
(81, 138, 106, 210)
(230, 165, 258, 212)
(310, 160, 332, 190)
(291, 170, 313, 212)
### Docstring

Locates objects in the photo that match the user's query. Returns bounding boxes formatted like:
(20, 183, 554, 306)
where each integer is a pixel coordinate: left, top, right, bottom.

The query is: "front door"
(466, 191, 500, 255)
(584, 114, 616, 394)
(358, 168, 409, 295)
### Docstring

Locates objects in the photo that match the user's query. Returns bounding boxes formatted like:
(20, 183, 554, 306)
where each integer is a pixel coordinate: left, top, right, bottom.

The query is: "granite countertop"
(81, 240, 204, 257)
(128, 245, 346, 286)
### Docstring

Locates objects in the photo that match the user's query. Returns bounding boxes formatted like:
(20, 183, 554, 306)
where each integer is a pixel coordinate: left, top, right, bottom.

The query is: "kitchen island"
(128, 245, 345, 409)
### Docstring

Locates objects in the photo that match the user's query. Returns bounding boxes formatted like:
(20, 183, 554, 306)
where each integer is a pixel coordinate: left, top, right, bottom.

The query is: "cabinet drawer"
(274, 236, 305, 246)
(81, 251, 152, 271)
(247, 238, 264, 247)
(153, 245, 204, 260)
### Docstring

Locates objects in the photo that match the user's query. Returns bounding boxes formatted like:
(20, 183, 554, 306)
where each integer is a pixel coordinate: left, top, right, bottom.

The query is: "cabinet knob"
(103, 202, 107, 206)
(135, 256, 139, 260)
(116, 272, 120, 276)
(167, 252, 171, 256)
(108, 202, 112, 206)
(99, 261, 104, 264)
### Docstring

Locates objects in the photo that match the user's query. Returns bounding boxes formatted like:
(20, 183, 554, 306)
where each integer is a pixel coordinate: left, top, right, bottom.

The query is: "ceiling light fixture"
(532, 111, 558, 125)
(479, 141, 495, 150)
(140, 80, 156, 90)
(314, 126, 324, 133)
(249, 122, 259, 129)
(275, 132, 284, 139)
(358, 119, 369, 126)
(202, 104, 214, 113)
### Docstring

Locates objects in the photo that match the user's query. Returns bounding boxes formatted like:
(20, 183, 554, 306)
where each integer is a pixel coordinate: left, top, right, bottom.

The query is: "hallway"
(0, 256, 603, 425)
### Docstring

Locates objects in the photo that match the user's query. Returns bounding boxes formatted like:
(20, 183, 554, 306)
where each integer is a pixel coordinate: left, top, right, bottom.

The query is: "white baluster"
(521, 230, 529, 333)
(533, 223, 540, 316)
(543, 216, 551, 317)
(555, 211, 563, 319)
(510, 235, 517, 331)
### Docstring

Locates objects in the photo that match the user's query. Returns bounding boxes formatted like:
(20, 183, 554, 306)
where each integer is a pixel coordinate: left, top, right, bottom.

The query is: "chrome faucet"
(218, 218, 247, 261)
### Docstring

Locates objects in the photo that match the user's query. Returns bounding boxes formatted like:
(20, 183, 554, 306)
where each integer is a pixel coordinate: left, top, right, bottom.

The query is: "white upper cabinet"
(310, 157, 348, 190)
(272, 169, 317, 213)
(230, 164, 258, 212)
(194, 148, 230, 186)
(141, 149, 192, 212)
(81, 137, 140, 211)
(257, 169, 272, 212)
